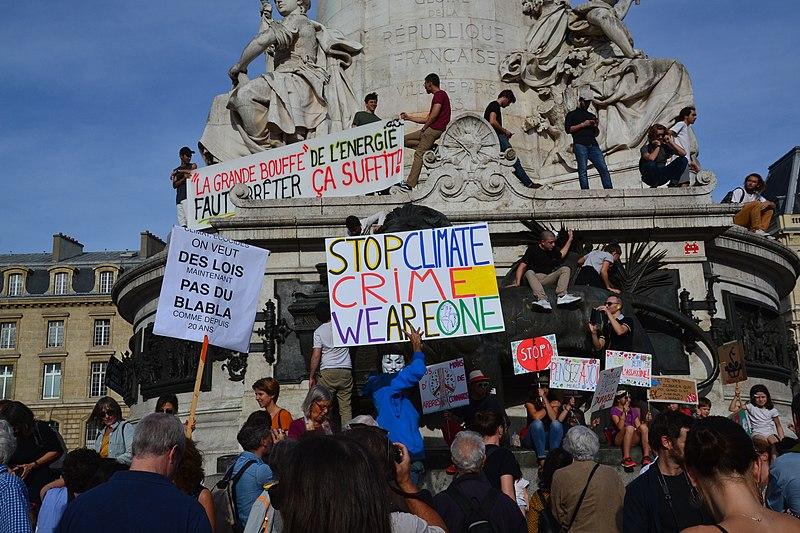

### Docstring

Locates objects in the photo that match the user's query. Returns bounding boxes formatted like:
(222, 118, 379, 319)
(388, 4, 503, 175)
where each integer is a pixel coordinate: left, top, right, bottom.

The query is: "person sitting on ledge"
(352, 92, 381, 127)
(639, 124, 689, 188)
(399, 73, 451, 191)
(609, 390, 652, 469)
(727, 173, 776, 239)
(575, 243, 622, 293)
(510, 229, 582, 311)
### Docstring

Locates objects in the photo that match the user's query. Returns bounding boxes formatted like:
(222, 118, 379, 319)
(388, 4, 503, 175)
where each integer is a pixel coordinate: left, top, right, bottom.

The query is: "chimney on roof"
(140, 231, 166, 259)
(52, 233, 84, 261)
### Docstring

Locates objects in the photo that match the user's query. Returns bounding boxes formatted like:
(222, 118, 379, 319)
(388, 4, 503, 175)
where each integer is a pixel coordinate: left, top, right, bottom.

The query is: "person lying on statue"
(362, 328, 427, 486)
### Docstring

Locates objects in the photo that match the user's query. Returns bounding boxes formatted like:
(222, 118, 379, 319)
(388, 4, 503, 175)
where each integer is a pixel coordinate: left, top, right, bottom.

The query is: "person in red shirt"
(400, 73, 451, 190)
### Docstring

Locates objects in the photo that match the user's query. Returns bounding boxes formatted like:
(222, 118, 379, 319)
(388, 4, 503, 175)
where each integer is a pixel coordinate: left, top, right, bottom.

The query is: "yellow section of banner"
(451, 265, 498, 298)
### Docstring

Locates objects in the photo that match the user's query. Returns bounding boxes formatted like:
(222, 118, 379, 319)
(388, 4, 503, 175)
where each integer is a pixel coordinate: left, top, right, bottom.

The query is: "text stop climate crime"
(326, 223, 504, 347)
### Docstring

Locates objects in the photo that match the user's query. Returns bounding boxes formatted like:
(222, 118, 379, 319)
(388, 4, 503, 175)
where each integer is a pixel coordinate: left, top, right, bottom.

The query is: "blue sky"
(1, 1, 798, 254)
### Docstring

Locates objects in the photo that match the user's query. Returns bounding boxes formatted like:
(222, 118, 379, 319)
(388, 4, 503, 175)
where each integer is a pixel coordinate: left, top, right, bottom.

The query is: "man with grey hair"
(0, 419, 32, 533)
(433, 431, 526, 532)
(550, 426, 624, 532)
(511, 229, 581, 310)
(57, 413, 211, 533)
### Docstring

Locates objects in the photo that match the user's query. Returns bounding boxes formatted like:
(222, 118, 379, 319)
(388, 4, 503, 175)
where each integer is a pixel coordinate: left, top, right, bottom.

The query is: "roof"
(0, 250, 141, 268)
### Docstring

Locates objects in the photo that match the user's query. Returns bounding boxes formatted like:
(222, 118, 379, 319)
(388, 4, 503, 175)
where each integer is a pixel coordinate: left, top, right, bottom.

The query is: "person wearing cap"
(564, 88, 614, 190)
(171, 146, 197, 227)
(588, 294, 634, 352)
(483, 89, 538, 188)
(443, 370, 509, 446)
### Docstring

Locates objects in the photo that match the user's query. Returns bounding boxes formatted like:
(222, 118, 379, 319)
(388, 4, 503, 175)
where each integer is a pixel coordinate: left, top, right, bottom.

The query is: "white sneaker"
(397, 182, 412, 192)
(529, 299, 552, 311)
(754, 229, 776, 240)
(557, 293, 582, 305)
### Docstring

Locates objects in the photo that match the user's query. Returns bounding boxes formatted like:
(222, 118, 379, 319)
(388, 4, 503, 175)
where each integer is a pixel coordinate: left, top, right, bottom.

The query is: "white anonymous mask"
(381, 354, 406, 374)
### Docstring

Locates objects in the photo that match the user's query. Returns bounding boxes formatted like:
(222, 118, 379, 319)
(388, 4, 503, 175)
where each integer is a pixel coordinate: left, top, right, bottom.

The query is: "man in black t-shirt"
(511, 230, 581, 311)
(564, 88, 613, 190)
(471, 410, 523, 506)
(171, 146, 197, 227)
(589, 294, 634, 351)
(484, 90, 538, 188)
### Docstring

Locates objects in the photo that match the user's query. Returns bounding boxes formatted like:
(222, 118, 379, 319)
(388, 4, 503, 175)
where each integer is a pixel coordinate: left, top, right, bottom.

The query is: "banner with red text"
(419, 358, 469, 414)
(511, 335, 557, 375)
(188, 120, 405, 229)
(325, 223, 504, 347)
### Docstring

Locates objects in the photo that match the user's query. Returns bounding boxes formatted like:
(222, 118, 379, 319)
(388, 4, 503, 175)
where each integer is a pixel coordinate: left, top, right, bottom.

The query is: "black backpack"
(721, 187, 744, 203)
(446, 484, 501, 533)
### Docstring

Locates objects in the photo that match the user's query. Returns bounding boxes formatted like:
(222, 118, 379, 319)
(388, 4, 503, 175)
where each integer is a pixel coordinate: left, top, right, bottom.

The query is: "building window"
(85, 421, 103, 448)
(0, 323, 16, 350)
(93, 319, 111, 346)
(98, 271, 115, 294)
(47, 320, 65, 348)
(7, 274, 23, 297)
(42, 363, 62, 399)
(54, 272, 69, 295)
(0, 365, 12, 399)
(90, 361, 107, 397)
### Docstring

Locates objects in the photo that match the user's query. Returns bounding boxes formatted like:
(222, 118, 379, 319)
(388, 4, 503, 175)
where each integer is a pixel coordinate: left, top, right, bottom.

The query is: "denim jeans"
(574, 143, 613, 189)
(640, 156, 688, 187)
(527, 419, 565, 459)
(498, 134, 534, 187)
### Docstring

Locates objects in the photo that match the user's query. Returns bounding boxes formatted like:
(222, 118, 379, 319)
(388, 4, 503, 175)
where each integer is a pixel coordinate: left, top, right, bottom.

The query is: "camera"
(392, 444, 403, 464)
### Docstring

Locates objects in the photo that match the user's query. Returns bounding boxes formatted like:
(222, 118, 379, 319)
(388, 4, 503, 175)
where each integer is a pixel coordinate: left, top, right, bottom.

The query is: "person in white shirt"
(575, 243, 622, 293)
(345, 212, 386, 236)
(730, 173, 776, 238)
(669, 106, 700, 184)
(309, 301, 353, 427)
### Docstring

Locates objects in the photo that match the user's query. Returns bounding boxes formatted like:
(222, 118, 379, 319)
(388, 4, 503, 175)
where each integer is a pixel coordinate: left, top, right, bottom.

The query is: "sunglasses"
(604, 301, 618, 306)
(101, 410, 115, 417)
(158, 408, 175, 415)
(476, 381, 491, 389)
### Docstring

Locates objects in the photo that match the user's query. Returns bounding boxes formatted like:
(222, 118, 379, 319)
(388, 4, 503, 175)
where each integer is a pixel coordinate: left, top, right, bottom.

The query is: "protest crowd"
(0, 65, 792, 533)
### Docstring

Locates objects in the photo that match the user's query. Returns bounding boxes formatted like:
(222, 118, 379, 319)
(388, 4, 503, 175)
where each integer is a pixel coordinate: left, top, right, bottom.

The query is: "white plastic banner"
(188, 120, 404, 228)
(153, 226, 269, 352)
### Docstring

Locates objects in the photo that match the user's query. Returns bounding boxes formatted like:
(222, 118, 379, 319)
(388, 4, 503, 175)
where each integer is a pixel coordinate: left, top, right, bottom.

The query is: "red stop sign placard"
(514, 336, 554, 372)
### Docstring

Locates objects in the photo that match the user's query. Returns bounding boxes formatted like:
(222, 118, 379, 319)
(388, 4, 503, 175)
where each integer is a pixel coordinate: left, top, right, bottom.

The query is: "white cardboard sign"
(418, 358, 469, 414)
(589, 366, 624, 412)
(605, 350, 653, 388)
(153, 226, 269, 352)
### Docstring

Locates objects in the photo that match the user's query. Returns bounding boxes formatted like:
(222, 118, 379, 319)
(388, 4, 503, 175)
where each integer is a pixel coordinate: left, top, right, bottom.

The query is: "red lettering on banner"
(449, 267, 475, 298)
(408, 269, 447, 301)
(361, 273, 388, 304)
(331, 276, 356, 308)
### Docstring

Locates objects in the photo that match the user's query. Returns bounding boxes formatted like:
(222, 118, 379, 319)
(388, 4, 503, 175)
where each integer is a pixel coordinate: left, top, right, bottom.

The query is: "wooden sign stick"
(185, 335, 209, 439)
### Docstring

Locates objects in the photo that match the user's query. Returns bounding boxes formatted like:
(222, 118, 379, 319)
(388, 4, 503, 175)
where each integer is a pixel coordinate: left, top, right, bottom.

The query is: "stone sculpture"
(500, 0, 694, 175)
(199, 0, 362, 163)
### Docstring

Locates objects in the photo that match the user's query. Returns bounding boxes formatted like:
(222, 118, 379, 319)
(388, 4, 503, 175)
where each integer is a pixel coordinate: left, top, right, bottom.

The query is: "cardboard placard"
(326, 223, 504, 346)
(188, 120, 404, 229)
(511, 334, 557, 375)
(153, 226, 269, 352)
(548, 356, 600, 392)
(419, 358, 469, 414)
(718, 341, 747, 384)
(605, 350, 653, 388)
(648, 377, 698, 405)
(589, 366, 624, 412)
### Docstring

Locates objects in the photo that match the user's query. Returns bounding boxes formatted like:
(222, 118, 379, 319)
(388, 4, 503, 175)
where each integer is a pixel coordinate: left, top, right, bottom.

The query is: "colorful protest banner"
(718, 341, 747, 384)
(648, 377, 699, 405)
(511, 335, 557, 375)
(188, 119, 405, 229)
(548, 356, 600, 391)
(419, 358, 469, 414)
(326, 223, 504, 347)
(605, 351, 653, 388)
(589, 366, 624, 412)
(153, 226, 269, 353)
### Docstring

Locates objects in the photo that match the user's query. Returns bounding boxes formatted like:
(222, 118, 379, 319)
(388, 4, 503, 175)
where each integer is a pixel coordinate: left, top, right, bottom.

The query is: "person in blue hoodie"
(363, 327, 427, 486)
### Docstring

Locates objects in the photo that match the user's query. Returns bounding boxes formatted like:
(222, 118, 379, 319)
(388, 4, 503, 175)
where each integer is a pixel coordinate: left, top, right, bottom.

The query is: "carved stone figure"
(500, 0, 694, 176)
(199, 0, 362, 162)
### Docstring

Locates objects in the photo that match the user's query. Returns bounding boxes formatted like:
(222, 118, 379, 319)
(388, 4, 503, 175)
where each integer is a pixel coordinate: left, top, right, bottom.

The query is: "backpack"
(446, 484, 501, 533)
(535, 490, 560, 533)
(721, 187, 744, 203)
(213, 459, 257, 533)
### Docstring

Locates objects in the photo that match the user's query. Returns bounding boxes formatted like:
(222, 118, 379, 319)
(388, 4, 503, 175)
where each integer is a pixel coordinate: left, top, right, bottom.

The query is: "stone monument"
(113, 1, 799, 475)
